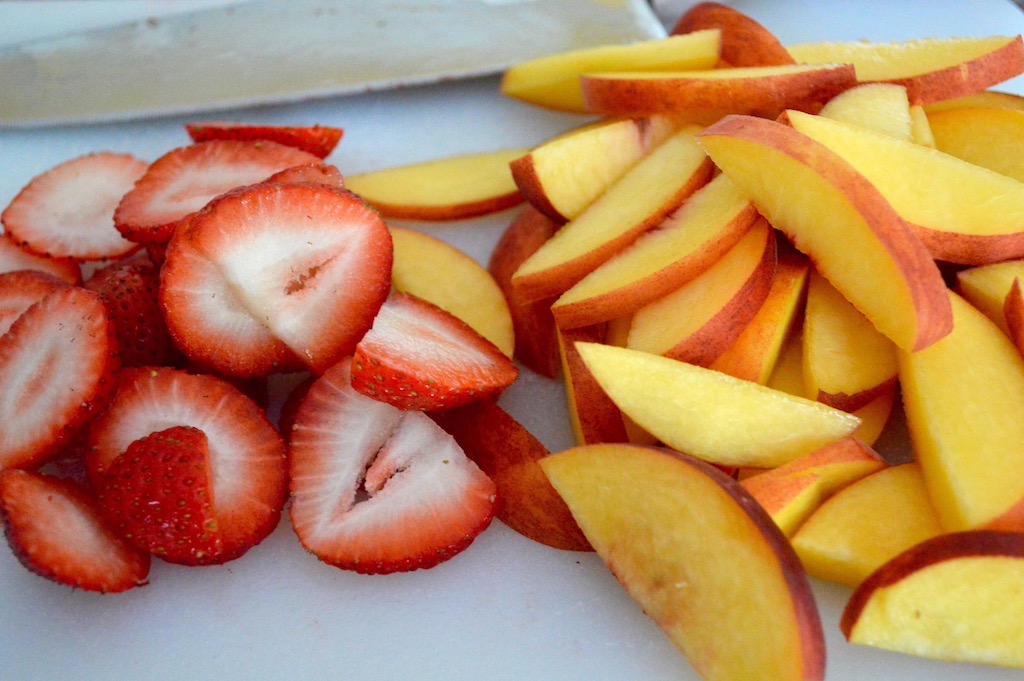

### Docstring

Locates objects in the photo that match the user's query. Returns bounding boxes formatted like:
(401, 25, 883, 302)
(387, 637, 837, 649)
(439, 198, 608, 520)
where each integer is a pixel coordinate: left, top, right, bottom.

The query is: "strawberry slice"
(161, 182, 392, 375)
(1, 152, 147, 262)
(96, 425, 224, 565)
(264, 162, 344, 188)
(351, 292, 518, 411)
(113, 139, 320, 245)
(185, 121, 343, 158)
(0, 269, 69, 337)
(0, 468, 150, 592)
(289, 359, 496, 574)
(84, 255, 181, 367)
(0, 232, 81, 284)
(0, 286, 120, 471)
(84, 367, 288, 563)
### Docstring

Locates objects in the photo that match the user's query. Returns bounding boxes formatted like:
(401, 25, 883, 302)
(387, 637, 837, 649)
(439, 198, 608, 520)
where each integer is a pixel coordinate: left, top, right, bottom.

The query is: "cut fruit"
(818, 83, 914, 141)
(927, 105, 1024, 183)
(670, 2, 795, 67)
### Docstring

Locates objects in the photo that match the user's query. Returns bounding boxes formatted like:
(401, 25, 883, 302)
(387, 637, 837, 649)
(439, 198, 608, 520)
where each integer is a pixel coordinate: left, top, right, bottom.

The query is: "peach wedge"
(670, 1, 794, 68)
(817, 83, 915, 141)
(927, 105, 1024, 183)
(540, 443, 825, 681)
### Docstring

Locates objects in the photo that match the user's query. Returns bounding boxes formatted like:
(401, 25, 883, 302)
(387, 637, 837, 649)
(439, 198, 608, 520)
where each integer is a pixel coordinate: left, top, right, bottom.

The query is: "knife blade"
(0, 0, 667, 127)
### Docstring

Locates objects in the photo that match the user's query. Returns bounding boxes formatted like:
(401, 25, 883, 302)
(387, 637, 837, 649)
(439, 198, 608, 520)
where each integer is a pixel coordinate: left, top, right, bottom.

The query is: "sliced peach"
(927, 106, 1024, 183)
(791, 462, 943, 588)
(343, 148, 526, 220)
(558, 326, 627, 446)
(670, 1, 794, 67)
(575, 341, 860, 468)
(540, 443, 825, 681)
(500, 31, 721, 113)
(848, 383, 898, 448)
(955, 258, 1024, 336)
(510, 115, 677, 223)
(1005, 278, 1024, 359)
(923, 89, 1024, 113)
(550, 173, 759, 329)
(767, 327, 808, 397)
(697, 114, 952, 352)
(511, 127, 712, 303)
(908, 104, 936, 147)
(626, 216, 777, 365)
(818, 83, 914, 141)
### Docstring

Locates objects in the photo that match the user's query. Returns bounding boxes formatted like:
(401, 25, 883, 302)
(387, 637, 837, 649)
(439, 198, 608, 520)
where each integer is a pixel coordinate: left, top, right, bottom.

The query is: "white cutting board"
(2, 2, 1024, 680)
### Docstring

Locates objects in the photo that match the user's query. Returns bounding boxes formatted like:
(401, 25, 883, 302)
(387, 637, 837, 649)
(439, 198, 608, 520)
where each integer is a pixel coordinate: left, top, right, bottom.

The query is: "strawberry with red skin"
(351, 292, 519, 411)
(185, 121, 343, 158)
(289, 359, 496, 574)
(2, 152, 147, 262)
(114, 139, 320, 245)
(0, 269, 69, 337)
(160, 181, 392, 376)
(0, 286, 120, 471)
(265, 162, 345, 188)
(85, 255, 181, 367)
(96, 425, 223, 565)
(0, 232, 81, 284)
(0, 468, 150, 592)
(85, 367, 288, 563)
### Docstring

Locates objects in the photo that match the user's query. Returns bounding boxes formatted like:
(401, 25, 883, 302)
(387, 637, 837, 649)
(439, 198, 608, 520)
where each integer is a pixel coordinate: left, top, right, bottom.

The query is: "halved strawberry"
(161, 182, 392, 375)
(185, 121, 343, 158)
(351, 292, 518, 411)
(0, 232, 81, 284)
(0, 468, 150, 592)
(264, 162, 344, 188)
(289, 359, 496, 574)
(96, 425, 224, 565)
(113, 139, 320, 245)
(84, 254, 180, 367)
(84, 367, 288, 563)
(0, 269, 69, 337)
(0, 286, 120, 471)
(2, 152, 147, 262)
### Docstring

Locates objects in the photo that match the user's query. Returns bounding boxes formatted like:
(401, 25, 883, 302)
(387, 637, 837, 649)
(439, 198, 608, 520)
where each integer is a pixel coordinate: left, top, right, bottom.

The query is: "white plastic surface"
(2, 2, 1024, 680)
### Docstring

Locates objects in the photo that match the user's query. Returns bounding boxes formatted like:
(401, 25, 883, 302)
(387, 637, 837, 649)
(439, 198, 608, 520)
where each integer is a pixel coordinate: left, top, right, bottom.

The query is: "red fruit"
(1, 152, 147, 262)
(85, 255, 180, 367)
(85, 367, 288, 563)
(185, 121, 343, 158)
(0, 468, 150, 592)
(0, 232, 81, 284)
(0, 269, 69, 337)
(351, 292, 519, 411)
(160, 182, 392, 376)
(0, 286, 120, 471)
(264, 162, 344, 188)
(96, 426, 223, 565)
(113, 139, 320, 245)
(289, 360, 496, 574)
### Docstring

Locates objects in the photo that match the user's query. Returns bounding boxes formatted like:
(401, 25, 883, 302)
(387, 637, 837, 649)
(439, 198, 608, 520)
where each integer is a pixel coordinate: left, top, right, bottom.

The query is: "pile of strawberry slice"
(0, 122, 516, 592)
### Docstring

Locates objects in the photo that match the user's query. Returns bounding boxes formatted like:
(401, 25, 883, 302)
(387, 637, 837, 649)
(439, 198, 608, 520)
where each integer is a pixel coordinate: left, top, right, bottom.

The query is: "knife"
(0, 0, 667, 127)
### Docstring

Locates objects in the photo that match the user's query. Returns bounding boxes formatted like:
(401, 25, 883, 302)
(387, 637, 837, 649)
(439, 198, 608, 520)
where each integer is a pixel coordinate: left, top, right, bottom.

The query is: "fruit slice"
(786, 108, 1024, 264)
(955, 258, 1024, 335)
(264, 161, 344, 188)
(0, 232, 81, 284)
(510, 115, 677, 222)
(898, 290, 1024, 532)
(114, 139, 319, 244)
(389, 226, 514, 358)
(791, 462, 943, 587)
(787, 35, 1024, 104)
(1005, 278, 1024, 358)
(924, 89, 1024, 113)
(0, 286, 120, 471)
(511, 126, 713, 303)
(841, 530, 1024, 668)
(161, 182, 393, 375)
(1, 152, 147, 261)
(670, 1, 794, 67)
(0, 468, 150, 592)
(575, 341, 860, 468)
(288, 359, 496, 574)
(927, 106, 1024, 183)
(350, 292, 518, 412)
(697, 114, 952, 352)
(500, 31, 721, 113)
(558, 325, 629, 446)
(551, 172, 759, 329)
(818, 83, 914, 141)
(540, 443, 825, 681)
(342, 148, 526, 220)
(184, 121, 343, 158)
(84, 367, 288, 563)
(0, 269, 68, 337)
(580, 63, 856, 118)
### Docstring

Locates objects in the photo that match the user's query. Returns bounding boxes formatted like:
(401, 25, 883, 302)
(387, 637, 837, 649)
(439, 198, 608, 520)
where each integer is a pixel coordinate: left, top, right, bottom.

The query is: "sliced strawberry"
(351, 292, 518, 411)
(264, 162, 344, 188)
(161, 182, 392, 375)
(0, 468, 150, 592)
(96, 425, 224, 565)
(0, 286, 120, 471)
(289, 359, 496, 574)
(2, 152, 147, 262)
(0, 232, 81, 284)
(113, 139, 320, 245)
(185, 121, 343, 158)
(84, 367, 288, 563)
(0, 269, 69, 337)
(84, 255, 181, 367)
